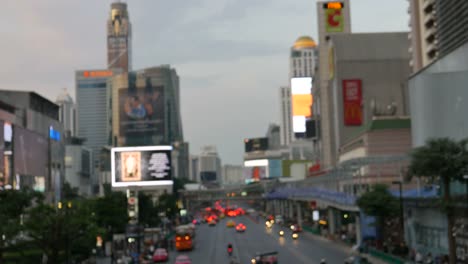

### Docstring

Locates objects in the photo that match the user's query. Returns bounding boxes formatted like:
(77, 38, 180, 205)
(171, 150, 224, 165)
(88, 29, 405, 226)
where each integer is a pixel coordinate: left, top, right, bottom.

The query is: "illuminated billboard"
(111, 146, 173, 187)
(324, 2, 344, 33)
(244, 137, 269, 153)
(343, 80, 363, 126)
(291, 77, 313, 133)
(119, 85, 165, 145)
(243, 159, 283, 181)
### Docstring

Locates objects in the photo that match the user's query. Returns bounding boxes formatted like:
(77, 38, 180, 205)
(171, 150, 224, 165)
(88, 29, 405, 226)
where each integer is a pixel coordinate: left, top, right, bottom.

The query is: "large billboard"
(111, 146, 173, 187)
(291, 77, 313, 134)
(13, 126, 48, 179)
(119, 85, 165, 144)
(343, 79, 363, 126)
(244, 137, 269, 153)
(244, 159, 268, 183)
(324, 2, 345, 33)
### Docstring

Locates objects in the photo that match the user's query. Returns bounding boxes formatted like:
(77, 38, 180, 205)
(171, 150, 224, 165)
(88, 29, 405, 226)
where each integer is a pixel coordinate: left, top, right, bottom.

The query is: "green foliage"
(138, 192, 161, 227)
(409, 137, 468, 182)
(23, 200, 102, 263)
(356, 184, 399, 218)
(0, 188, 42, 262)
(91, 190, 128, 239)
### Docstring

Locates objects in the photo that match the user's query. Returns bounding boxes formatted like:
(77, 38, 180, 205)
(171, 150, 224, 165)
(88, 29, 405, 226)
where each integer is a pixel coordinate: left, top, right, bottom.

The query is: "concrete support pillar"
(297, 203, 303, 227)
(328, 208, 336, 235)
(280, 200, 285, 216)
(355, 214, 362, 245)
(289, 201, 294, 220)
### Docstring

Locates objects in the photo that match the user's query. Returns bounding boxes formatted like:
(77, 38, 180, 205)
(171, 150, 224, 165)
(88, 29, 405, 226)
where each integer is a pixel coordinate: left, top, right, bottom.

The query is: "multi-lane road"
(167, 214, 351, 264)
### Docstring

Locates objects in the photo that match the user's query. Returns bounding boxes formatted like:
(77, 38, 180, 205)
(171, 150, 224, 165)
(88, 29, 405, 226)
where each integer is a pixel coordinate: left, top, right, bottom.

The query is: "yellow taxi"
(226, 220, 236, 227)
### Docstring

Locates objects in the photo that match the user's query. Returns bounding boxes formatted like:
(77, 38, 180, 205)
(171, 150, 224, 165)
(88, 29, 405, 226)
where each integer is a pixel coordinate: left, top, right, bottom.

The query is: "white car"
(275, 215, 284, 225)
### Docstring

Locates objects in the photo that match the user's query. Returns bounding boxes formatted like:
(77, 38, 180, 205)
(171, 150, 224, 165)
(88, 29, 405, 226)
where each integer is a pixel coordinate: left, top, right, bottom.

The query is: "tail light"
(176, 236, 182, 241)
(185, 236, 190, 240)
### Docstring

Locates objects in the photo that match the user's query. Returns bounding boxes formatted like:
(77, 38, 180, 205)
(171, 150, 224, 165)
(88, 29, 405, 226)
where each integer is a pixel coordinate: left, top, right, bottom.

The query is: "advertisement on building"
(13, 126, 49, 184)
(324, 4, 344, 33)
(291, 77, 313, 134)
(343, 79, 363, 126)
(268, 159, 283, 178)
(119, 85, 165, 142)
(244, 137, 269, 153)
(243, 159, 270, 183)
(111, 146, 173, 187)
(108, 36, 129, 71)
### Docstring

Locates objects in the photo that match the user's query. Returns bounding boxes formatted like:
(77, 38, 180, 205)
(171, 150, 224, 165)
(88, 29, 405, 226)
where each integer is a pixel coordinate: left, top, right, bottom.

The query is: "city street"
(167, 215, 350, 264)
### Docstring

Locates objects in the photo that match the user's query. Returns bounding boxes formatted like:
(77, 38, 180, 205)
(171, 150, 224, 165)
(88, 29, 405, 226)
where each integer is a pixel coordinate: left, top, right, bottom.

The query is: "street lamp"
(392, 181, 404, 236)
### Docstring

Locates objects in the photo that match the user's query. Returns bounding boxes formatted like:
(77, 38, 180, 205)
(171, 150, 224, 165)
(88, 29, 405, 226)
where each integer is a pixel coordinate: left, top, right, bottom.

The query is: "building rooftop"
(293, 36, 317, 49)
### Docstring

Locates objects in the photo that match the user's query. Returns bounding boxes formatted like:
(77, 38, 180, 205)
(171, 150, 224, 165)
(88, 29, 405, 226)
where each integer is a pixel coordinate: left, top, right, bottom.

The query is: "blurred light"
(67, 201, 72, 208)
(290, 225, 295, 230)
(241, 191, 247, 196)
(57, 202, 62, 209)
(319, 220, 328, 225)
(344, 214, 349, 219)
(313, 210, 320, 221)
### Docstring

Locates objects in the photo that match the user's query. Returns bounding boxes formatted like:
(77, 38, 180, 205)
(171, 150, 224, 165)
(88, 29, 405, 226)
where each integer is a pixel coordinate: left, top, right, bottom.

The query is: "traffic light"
(127, 192, 138, 224)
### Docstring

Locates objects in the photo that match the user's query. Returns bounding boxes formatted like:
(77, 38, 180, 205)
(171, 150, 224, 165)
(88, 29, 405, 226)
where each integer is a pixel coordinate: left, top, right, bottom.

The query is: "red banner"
(343, 80, 363, 126)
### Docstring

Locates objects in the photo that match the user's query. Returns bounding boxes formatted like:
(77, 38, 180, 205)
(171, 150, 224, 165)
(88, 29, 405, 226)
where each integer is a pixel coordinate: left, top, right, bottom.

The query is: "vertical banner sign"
(343, 80, 363, 126)
(325, 9, 344, 33)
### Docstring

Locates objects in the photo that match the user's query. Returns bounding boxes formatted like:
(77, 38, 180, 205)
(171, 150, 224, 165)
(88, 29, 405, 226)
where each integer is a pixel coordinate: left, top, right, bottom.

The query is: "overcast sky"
(0, 0, 408, 165)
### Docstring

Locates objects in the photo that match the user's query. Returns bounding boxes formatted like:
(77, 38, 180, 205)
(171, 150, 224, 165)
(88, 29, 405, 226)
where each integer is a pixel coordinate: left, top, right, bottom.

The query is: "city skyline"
(0, 0, 408, 165)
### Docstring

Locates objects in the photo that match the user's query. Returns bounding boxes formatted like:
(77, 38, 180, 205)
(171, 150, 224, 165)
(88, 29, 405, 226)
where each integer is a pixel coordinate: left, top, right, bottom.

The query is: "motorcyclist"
(227, 243, 233, 255)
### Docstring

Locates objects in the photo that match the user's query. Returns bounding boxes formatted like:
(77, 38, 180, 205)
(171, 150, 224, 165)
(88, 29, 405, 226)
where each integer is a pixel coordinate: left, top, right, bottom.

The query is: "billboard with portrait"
(119, 85, 165, 144)
(13, 126, 48, 178)
(111, 146, 173, 187)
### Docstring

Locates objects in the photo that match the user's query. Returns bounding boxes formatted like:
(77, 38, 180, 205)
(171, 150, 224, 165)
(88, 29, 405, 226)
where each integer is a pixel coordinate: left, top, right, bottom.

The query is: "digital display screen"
(111, 146, 173, 187)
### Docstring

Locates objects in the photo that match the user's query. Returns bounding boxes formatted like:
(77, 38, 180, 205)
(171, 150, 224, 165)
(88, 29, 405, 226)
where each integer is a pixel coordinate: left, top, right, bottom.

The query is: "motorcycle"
(227, 244, 233, 256)
(279, 230, 284, 236)
(292, 232, 299, 239)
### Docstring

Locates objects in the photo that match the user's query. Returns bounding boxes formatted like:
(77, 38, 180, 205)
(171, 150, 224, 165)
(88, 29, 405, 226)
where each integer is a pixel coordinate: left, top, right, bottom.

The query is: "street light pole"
(392, 181, 404, 237)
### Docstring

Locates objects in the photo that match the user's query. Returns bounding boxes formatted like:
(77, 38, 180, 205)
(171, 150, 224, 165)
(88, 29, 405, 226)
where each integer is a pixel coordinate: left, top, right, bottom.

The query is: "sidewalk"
(300, 228, 390, 264)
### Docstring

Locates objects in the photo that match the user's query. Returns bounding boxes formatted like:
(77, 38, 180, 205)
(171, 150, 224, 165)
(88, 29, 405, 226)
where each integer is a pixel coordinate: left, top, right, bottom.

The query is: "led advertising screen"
(291, 77, 313, 133)
(244, 137, 269, 153)
(343, 79, 363, 126)
(119, 85, 165, 144)
(244, 159, 268, 183)
(13, 126, 48, 178)
(111, 146, 173, 187)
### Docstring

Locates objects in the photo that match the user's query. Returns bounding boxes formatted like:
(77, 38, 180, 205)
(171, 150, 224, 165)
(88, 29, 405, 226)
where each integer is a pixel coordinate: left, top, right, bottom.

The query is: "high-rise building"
(315, 0, 351, 170)
(222, 165, 243, 185)
(279, 86, 292, 146)
(266, 123, 281, 150)
(0, 90, 64, 203)
(76, 69, 113, 192)
(408, 0, 468, 72)
(110, 65, 183, 146)
(198, 146, 222, 185)
(281, 36, 318, 146)
(289, 36, 318, 79)
(56, 89, 77, 137)
(107, 2, 132, 73)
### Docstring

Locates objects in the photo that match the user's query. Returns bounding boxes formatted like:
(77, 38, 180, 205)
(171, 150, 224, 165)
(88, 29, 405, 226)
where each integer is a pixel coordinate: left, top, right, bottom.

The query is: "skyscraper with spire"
(107, 1, 132, 73)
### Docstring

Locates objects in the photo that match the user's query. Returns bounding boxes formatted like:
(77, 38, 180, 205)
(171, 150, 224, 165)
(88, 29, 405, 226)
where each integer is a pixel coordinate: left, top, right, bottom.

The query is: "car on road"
(290, 224, 302, 232)
(174, 255, 192, 264)
(275, 215, 284, 225)
(236, 223, 246, 232)
(208, 220, 217, 226)
(344, 255, 371, 264)
(226, 220, 236, 227)
(246, 208, 256, 215)
(251, 251, 278, 264)
(152, 248, 169, 262)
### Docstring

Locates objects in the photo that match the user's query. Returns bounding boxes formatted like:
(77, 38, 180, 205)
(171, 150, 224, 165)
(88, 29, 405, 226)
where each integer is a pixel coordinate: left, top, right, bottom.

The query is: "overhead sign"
(343, 80, 363, 126)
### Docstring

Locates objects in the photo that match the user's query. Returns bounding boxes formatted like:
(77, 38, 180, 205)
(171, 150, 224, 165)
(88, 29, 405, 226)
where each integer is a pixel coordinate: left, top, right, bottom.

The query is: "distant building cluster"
(0, 2, 188, 201)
